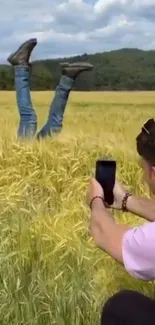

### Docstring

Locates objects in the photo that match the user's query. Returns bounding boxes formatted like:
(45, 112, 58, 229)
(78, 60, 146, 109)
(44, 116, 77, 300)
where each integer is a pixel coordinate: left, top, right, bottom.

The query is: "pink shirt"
(122, 222, 155, 281)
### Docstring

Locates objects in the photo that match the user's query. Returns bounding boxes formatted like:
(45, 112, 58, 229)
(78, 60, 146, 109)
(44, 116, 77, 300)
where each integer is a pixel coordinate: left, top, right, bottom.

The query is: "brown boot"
(62, 62, 93, 79)
(7, 38, 37, 66)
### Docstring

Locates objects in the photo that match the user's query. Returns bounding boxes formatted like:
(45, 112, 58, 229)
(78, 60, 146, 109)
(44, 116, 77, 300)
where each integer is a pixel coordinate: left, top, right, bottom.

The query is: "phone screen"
(95, 160, 116, 205)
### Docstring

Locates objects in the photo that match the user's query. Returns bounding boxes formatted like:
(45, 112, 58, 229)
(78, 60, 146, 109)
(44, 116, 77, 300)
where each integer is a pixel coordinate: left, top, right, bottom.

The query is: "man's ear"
(151, 166, 155, 180)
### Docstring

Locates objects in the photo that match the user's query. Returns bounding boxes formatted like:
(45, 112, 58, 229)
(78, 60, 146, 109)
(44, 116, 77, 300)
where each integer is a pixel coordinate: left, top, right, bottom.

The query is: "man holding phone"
(87, 119, 155, 325)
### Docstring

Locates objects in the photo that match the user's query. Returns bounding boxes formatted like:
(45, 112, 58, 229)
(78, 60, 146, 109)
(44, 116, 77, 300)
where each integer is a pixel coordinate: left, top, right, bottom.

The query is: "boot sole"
(7, 38, 37, 64)
(69, 62, 93, 68)
(60, 62, 93, 69)
(67, 64, 93, 70)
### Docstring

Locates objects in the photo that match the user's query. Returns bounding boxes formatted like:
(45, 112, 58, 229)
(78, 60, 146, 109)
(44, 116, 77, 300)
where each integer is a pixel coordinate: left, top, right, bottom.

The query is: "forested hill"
(1, 48, 155, 90)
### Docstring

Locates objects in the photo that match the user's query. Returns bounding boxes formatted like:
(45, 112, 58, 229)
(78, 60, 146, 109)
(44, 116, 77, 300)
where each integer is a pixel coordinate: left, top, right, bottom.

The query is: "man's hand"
(87, 178, 104, 207)
(112, 180, 126, 210)
(87, 178, 126, 210)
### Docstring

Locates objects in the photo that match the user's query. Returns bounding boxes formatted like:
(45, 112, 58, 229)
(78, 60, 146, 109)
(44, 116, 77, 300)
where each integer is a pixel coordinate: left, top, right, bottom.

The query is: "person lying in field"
(7, 38, 93, 139)
(87, 119, 155, 325)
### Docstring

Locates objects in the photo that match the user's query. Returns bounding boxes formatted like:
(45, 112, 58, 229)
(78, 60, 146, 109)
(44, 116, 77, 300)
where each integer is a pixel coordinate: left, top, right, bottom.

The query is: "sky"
(0, 0, 155, 63)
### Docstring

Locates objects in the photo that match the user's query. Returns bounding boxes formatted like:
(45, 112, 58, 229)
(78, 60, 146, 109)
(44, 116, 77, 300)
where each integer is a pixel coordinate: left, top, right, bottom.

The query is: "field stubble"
(0, 91, 154, 325)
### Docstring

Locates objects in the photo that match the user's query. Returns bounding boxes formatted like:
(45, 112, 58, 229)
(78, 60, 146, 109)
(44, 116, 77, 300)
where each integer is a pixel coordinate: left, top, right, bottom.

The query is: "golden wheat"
(0, 91, 154, 325)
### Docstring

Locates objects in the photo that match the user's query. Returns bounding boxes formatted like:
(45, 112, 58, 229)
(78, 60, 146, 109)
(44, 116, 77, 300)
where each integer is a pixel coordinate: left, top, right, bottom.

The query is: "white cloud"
(0, 0, 155, 63)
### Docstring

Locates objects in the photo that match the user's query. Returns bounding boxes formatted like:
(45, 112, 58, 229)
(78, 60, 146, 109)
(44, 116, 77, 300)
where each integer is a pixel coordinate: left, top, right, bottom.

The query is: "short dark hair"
(136, 119, 155, 166)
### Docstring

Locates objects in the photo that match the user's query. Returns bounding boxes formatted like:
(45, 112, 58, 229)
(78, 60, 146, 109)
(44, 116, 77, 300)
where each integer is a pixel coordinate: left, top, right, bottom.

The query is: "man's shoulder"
(123, 221, 155, 256)
(122, 222, 155, 280)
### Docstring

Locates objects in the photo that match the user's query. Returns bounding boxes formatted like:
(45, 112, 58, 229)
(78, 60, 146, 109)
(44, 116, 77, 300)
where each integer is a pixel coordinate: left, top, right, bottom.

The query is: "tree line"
(1, 48, 155, 91)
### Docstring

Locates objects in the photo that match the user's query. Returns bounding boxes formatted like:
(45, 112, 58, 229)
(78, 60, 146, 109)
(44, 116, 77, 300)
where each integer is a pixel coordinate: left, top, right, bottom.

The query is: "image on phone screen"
(95, 160, 116, 205)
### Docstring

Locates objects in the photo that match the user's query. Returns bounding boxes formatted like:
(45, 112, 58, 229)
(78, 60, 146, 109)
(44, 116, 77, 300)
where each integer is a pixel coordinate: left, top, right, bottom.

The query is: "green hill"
(1, 48, 155, 90)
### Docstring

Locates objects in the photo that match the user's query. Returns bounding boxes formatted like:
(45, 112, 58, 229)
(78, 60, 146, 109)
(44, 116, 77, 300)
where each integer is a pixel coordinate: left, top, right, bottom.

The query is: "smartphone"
(95, 160, 116, 205)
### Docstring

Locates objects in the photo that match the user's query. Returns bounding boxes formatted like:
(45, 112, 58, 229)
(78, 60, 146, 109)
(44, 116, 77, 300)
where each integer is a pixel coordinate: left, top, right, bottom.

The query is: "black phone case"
(95, 160, 116, 205)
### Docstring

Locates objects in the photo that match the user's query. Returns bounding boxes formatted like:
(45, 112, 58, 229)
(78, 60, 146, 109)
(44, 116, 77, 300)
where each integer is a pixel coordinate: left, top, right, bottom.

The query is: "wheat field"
(0, 90, 155, 325)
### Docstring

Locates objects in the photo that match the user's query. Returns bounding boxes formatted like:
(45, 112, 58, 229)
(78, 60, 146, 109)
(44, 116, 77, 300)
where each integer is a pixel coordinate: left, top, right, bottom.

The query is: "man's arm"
(126, 195, 155, 222)
(88, 179, 155, 280)
(90, 197, 130, 263)
(112, 180, 155, 222)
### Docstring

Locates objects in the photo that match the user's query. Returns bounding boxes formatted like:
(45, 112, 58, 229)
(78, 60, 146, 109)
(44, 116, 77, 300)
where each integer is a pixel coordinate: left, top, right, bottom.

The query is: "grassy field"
(0, 91, 155, 325)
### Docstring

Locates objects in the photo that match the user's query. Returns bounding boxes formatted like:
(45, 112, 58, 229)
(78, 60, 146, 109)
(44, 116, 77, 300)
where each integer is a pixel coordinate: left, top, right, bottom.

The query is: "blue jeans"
(14, 66, 74, 139)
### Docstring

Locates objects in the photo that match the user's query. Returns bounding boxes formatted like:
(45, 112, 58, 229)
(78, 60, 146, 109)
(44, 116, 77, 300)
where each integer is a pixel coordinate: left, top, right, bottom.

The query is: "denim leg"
(37, 75, 74, 139)
(15, 66, 37, 138)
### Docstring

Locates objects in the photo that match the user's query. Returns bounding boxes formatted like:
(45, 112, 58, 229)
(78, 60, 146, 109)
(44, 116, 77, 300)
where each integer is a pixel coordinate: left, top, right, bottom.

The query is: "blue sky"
(1, 0, 155, 63)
